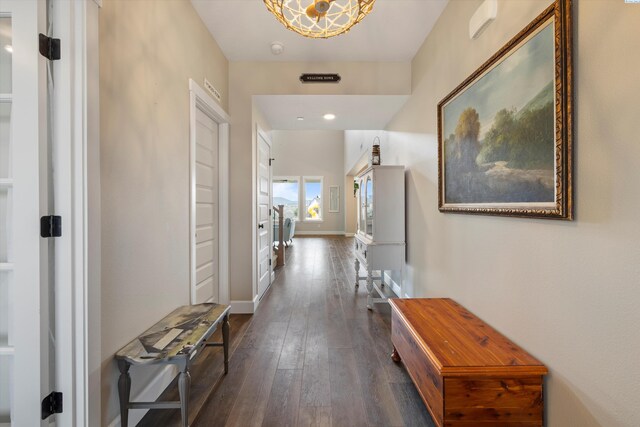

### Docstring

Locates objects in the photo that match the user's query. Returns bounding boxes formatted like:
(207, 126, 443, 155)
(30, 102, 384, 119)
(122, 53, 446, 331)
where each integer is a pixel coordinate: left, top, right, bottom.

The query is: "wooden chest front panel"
(443, 377, 544, 426)
(391, 309, 444, 426)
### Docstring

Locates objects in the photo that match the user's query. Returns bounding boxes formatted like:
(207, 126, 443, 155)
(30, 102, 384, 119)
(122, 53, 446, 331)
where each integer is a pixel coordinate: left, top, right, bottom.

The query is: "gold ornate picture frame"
(438, 0, 573, 219)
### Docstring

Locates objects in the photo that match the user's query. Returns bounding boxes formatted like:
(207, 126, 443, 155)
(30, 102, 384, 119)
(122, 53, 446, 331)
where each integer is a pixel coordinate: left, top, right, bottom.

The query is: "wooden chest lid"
(389, 298, 547, 377)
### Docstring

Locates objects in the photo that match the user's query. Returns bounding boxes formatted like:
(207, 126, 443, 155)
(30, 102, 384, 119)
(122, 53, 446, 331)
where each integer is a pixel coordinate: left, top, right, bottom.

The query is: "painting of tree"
(440, 17, 561, 207)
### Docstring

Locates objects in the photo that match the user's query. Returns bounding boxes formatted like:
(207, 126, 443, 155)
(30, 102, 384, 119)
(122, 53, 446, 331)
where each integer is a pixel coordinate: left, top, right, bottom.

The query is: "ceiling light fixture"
(263, 0, 376, 39)
(270, 41, 284, 55)
(323, 113, 336, 120)
(297, 116, 305, 121)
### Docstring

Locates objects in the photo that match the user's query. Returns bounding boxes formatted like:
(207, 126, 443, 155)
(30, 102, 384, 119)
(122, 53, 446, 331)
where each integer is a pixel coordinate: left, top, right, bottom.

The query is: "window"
(303, 176, 323, 221)
(273, 177, 300, 220)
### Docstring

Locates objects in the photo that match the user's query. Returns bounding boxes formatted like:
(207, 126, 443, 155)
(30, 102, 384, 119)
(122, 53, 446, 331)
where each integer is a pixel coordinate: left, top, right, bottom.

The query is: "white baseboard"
(295, 231, 346, 236)
(344, 232, 355, 237)
(107, 365, 178, 427)
(383, 271, 404, 298)
(230, 294, 260, 314)
(230, 299, 254, 314)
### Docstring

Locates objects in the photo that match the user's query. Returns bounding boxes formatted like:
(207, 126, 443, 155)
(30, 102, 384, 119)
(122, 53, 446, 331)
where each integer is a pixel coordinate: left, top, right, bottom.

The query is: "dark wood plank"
(223, 349, 281, 427)
(349, 321, 404, 426)
(261, 369, 303, 427)
(389, 382, 437, 427)
(297, 406, 331, 427)
(190, 346, 255, 427)
(299, 319, 331, 407)
(277, 304, 308, 370)
(328, 347, 369, 427)
(179, 237, 436, 427)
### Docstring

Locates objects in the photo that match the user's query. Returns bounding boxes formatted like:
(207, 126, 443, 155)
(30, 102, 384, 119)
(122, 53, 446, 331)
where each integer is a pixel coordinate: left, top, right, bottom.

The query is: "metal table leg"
(117, 360, 131, 427)
(222, 313, 230, 374)
(178, 364, 191, 427)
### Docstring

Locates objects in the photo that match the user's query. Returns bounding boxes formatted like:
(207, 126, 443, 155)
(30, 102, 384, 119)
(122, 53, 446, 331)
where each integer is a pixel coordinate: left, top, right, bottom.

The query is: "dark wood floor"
(140, 236, 433, 427)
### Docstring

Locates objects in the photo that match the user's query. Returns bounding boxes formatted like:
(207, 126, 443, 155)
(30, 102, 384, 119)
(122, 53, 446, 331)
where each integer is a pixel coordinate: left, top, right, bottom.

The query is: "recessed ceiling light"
(297, 116, 304, 121)
(4, 45, 12, 53)
(323, 113, 336, 120)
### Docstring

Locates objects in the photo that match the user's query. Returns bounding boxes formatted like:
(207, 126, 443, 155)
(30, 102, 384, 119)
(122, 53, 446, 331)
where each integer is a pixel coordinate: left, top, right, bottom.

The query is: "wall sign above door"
(300, 73, 341, 83)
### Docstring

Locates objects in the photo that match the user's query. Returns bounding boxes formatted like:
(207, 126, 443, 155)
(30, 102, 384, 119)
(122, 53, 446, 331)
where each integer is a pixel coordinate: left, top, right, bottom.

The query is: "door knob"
(259, 224, 264, 229)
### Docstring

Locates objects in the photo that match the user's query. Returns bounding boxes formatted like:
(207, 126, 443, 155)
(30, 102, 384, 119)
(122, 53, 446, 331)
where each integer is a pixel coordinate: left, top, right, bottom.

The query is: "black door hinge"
(269, 259, 272, 266)
(269, 208, 272, 216)
(41, 215, 62, 238)
(39, 33, 61, 60)
(41, 391, 63, 420)
(269, 158, 274, 166)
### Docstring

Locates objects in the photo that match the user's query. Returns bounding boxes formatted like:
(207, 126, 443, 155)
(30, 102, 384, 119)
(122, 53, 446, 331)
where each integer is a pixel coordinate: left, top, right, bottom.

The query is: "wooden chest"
(389, 298, 547, 427)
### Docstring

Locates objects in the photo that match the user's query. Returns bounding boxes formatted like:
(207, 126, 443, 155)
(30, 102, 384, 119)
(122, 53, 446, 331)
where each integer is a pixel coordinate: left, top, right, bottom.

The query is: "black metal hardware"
(40, 215, 62, 238)
(258, 223, 264, 229)
(39, 34, 61, 60)
(269, 158, 274, 166)
(41, 391, 63, 419)
(269, 259, 272, 266)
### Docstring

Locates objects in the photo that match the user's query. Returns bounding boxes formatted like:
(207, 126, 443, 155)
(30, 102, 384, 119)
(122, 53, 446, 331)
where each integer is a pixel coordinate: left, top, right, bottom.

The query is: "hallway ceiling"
(191, 0, 448, 62)
(254, 95, 409, 130)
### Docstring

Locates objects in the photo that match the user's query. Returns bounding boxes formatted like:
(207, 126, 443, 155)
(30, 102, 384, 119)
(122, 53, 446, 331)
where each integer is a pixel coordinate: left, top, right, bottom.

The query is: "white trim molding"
(189, 79, 231, 306)
(295, 231, 346, 236)
(383, 271, 403, 299)
(230, 295, 261, 314)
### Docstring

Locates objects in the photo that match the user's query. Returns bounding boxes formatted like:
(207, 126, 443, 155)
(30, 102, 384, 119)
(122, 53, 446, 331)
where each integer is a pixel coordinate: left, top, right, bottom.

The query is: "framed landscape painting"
(438, 0, 573, 219)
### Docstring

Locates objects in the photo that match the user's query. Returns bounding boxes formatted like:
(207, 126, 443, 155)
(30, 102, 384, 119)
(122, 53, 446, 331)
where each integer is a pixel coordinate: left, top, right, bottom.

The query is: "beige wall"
(344, 175, 357, 236)
(99, 0, 228, 423)
(271, 130, 345, 234)
(229, 62, 411, 303)
(386, 1, 640, 426)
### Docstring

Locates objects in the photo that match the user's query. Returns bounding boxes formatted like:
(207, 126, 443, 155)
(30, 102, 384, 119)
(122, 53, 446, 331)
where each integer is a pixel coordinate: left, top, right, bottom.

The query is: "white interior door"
(192, 107, 219, 304)
(256, 130, 272, 300)
(1, 1, 52, 426)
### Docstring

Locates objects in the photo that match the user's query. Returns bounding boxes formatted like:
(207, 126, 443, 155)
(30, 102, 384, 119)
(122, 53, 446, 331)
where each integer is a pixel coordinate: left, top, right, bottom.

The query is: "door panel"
(196, 204, 214, 226)
(195, 262, 214, 284)
(196, 186, 214, 204)
(0, 188, 8, 263)
(196, 144, 214, 166)
(196, 225, 214, 244)
(1, 1, 50, 425)
(193, 105, 219, 304)
(257, 131, 272, 300)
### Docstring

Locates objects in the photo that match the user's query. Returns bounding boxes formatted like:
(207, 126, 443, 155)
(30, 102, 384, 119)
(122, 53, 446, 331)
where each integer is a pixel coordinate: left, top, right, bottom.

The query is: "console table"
(389, 298, 547, 427)
(115, 303, 230, 427)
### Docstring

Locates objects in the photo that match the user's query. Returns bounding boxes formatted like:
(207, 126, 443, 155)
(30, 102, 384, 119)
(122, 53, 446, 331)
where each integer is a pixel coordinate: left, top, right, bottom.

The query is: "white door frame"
(50, 0, 100, 424)
(52, 0, 100, 426)
(189, 79, 230, 305)
(255, 126, 272, 302)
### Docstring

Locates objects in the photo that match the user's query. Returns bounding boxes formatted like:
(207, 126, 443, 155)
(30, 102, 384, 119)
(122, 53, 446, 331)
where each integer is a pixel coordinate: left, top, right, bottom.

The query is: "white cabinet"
(354, 165, 405, 309)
